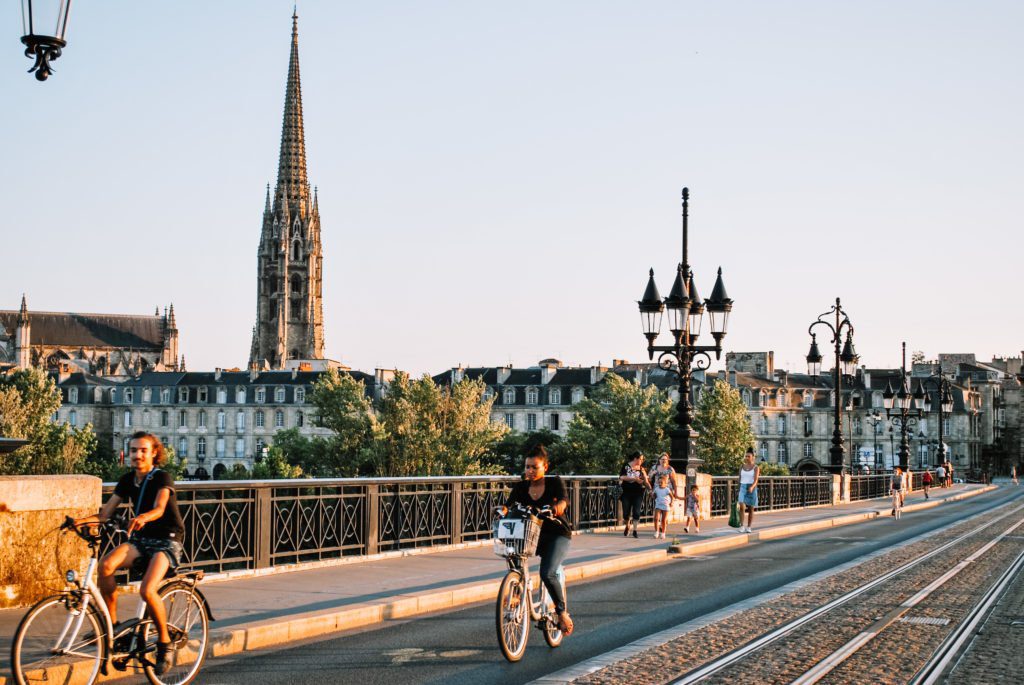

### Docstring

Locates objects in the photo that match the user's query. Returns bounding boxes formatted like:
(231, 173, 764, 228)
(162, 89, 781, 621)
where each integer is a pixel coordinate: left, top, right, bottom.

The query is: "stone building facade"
(0, 296, 181, 376)
(250, 13, 325, 370)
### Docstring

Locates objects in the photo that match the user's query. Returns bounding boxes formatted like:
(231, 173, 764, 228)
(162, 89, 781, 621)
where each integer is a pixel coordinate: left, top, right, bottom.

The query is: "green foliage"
(554, 373, 674, 474)
(252, 445, 304, 479)
(309, 369, 375, 467)
(0, 368, 97, 475)
(223, 463, 251, 480)
(486, 428, 561, 475)
(757, 461, 791, 476)
(270, 427, 341, 477)
(693, 379, 756, 475)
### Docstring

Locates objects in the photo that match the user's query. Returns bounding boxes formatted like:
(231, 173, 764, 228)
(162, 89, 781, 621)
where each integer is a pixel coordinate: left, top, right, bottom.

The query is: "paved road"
(194, 486, 1024, 685)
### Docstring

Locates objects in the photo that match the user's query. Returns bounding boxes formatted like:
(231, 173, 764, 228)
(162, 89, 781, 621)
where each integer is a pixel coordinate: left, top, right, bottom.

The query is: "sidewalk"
(0, 483, 994, 678)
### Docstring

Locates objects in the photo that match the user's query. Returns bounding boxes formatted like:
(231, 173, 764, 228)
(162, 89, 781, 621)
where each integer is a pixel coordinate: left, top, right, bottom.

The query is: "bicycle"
(493, 504, 564, 662)
(10, 515, 214, 685)
(891, 487, 903, 520)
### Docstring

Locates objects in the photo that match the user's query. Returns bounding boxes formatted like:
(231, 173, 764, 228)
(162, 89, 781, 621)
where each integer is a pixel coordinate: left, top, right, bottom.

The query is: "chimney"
(291, 367, 298, 380)
(497, 366, 512, 384)
(729, 370, 738, 387)
(612, 359, 629, 368)
(250, 368, 258, 382)
(215, 368, 222, 381)
(779, 370, 788, 386)
(590, 366, 608, 385)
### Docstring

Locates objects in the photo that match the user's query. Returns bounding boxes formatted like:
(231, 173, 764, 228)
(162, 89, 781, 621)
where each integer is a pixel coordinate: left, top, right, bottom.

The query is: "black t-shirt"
(620, 463, 648, 497)
(113, 469, 185, 541)
(504, 475, 572, 541)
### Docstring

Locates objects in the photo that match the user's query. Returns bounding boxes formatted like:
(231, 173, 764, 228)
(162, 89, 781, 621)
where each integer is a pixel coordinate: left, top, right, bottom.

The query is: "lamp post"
(805, 298, 858, 474)
(881, 341, 926, 471)
(20, 0, 72, 81)
(921, 371, 955, 470)
(637, 187, 733, 478)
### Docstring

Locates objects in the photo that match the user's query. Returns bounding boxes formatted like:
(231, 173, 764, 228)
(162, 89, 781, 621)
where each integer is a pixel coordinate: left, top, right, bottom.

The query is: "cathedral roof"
(0, 310, 165, 350)
(273, 9, 310, 219)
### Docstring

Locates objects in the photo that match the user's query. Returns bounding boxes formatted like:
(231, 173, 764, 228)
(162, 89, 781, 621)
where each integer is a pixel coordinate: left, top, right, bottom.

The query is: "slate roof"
(0, 311, 165, 350)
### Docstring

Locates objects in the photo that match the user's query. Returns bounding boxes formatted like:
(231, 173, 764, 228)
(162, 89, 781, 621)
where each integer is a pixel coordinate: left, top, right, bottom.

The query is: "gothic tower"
(250, 11, 325, 370)
(14, 294, 31, 369)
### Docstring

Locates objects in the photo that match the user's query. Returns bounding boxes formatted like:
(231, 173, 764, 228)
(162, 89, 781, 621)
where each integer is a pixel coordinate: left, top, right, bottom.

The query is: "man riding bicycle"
(495, 445, 574, 636)
(74, 432, 185, 675)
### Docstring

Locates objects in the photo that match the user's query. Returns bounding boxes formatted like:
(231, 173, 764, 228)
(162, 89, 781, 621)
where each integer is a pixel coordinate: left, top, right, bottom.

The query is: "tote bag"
(728, 500, 741, 528)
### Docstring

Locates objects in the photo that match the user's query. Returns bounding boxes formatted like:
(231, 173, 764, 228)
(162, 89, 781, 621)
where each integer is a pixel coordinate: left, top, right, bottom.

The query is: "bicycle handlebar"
(494, 503, 554, 519)
(61, 514, 129, 544)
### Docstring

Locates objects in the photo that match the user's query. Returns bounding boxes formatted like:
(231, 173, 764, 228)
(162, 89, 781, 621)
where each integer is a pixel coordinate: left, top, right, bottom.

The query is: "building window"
(571, 388, 584, 404)
(526, 388, 538, 405)
(256, 410, 265, 428)
(550, 413, 560, 431)
(178, 437, 188, 457)
(236, 410, 246, 431)
(275, 410, 284, 428)
(549, 388, 561, 405)
(198, 410, 207, 428)
(742, 390, 751, 407)
(504, 413, 515, 429)
(124, 410, 133, 427)
(217, 410, 226, 431)
(198, 386, 208, 403)
(142, 410, 151, 426)
(760, 415, 769, 434)
(777, 415, 787, 434)
(296, 411, 304, 428)
(69, 410, 77, 427)
(178, 388, 189, 403)
(275, 387, 286, 403)
(160, 410, 169, 427)
(760, 391, 769, 407)
(256, 387, 266, 403)
(235, 438, 245, 458)
(778, 442, 788, 462)
(503, 388, 516, 404)
(804, 443, 813, 458)
(124, 389, 134, 404)
(68, 387, 78, 404)
(295, 387, 305, 403)
(803, 392, 813, 407)
(760, 441, 768, 459)
(776, 391, 786, 408)
(143, 388, 152, 403)
(483, 386, 494, 401)
(236, 387, 246, 404)
(197, 437, 206, 458)
(160, 388, 171, 403)
(178, 410, 187, 428)
(255, 438, 266, 459)
(804, 415, 813, 435)
(943, 418, 951, 435)
(215, 438, 226, 458)
(216, 388, 227, 404)
(527, 413, 537, 431)
(853, 417, 862, 436)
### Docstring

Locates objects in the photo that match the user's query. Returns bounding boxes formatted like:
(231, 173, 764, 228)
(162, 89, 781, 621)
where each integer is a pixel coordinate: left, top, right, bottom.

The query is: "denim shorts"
(737, 487, 758, 508)
(129, 536, 184, 573)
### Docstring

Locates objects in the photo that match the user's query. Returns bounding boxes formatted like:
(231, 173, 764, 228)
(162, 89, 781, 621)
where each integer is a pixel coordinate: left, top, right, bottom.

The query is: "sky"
(3, 1, 1022, 377)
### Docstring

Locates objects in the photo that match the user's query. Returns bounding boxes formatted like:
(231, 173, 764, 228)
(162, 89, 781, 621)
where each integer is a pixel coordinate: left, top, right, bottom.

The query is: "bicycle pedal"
(111, 658, 129, 672)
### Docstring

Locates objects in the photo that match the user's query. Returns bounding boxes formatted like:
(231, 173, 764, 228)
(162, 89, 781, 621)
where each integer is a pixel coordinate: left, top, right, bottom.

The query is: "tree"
(302, 369, 377, 475)
(0, 368, 96, 475)
(693, 379, 756, 475)
(911, 350, 926, 365)
(554, 373, 674, 474)
(252, 446, 303, 479)
(487, 428, 561, 475)
(758, 461, 791, 476)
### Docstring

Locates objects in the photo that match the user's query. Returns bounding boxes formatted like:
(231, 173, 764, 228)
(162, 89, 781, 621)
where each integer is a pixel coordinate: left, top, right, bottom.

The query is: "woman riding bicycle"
(890, 466, 905, 515)
(74, 431, 185, 676)
(496, 445, 574, 636)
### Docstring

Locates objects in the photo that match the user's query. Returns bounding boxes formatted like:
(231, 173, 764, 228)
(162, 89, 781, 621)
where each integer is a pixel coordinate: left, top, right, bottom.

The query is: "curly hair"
(129, 431, 167, 466)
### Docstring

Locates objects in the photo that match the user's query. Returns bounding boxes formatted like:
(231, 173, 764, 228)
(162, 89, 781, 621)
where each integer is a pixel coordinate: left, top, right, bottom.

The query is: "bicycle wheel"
(496, 571, 530, 662)
(141, 584, 209, 685)
(541, 590, 563, 648)
(11, 594, 104, 685)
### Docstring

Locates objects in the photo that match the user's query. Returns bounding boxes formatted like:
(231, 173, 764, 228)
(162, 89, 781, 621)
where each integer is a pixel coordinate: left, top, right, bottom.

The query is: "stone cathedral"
(249, 12, 325, 370)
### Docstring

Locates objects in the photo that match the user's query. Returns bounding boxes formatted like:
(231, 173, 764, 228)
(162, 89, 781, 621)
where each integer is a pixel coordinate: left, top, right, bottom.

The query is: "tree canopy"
(693, 379, 756, 475)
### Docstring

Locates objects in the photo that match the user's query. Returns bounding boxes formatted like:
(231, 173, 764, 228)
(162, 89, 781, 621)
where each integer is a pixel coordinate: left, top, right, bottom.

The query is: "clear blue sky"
(3, 1, 1022, 376)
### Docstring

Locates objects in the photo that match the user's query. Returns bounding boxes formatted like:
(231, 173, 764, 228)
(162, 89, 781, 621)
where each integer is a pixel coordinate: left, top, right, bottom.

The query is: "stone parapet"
(0, 475, 101, 608)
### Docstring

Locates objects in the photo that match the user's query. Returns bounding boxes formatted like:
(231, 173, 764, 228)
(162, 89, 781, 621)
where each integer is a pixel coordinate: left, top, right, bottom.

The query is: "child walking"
(652, 475, 675, 539)
(684, 484, 701, 534)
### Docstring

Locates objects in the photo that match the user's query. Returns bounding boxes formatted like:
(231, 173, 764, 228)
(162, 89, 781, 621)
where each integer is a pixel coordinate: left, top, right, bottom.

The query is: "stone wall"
(0, 475, 101, 608)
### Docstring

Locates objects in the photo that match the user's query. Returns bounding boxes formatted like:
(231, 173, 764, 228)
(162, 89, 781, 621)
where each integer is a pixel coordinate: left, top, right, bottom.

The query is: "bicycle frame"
(505, 555, 558, 623)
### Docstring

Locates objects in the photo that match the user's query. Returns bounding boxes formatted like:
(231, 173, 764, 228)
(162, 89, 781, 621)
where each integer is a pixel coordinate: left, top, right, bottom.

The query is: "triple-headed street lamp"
(637, 188, 733, 478)
(921, 371, 956, 469)
(805, 298, 859, 474)
(882, 342, 926, 471)
(20, 0, 72, 81)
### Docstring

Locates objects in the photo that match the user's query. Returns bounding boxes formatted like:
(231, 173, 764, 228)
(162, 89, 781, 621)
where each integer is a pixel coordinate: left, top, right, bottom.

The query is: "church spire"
(274, 8, 309, 218)
(18, 294, 29, 325)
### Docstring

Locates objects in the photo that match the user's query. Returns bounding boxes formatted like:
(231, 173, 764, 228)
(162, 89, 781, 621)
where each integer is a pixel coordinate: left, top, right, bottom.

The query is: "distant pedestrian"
(737, 447, 760, 533)
(683, 484, 701, 534)
(651, 475, 675, 539)
(921, 469, 933, 499)
(1012, 465, 1019, 486)
(945, 461, 954, 487)
(890, 466, 905, 515)
(936, 463, 946, 487)
(619, 451, 650, 539)
(648, 453, 678, 495)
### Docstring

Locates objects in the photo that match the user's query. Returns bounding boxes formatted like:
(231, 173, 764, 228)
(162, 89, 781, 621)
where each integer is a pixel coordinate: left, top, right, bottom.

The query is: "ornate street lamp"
(881, 342, 926, 470)
(921, 371, 956, 468)
(806, 298, 858, 474)
(20, 0, 72, 81)
(637, 187, 732, 478)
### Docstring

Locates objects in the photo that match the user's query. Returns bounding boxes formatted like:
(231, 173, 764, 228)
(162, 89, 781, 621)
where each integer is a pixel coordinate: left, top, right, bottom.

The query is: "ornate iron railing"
(709, 476, 833, 517)
(848, 474, 892, 501)
(101, 475, 650, 573)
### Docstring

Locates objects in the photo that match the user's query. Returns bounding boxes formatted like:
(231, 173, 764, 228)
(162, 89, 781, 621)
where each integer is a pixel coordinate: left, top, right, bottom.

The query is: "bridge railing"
(848, 474, 892, 501)
(101, 476, 646, 574)
(709, 476, 833, 517)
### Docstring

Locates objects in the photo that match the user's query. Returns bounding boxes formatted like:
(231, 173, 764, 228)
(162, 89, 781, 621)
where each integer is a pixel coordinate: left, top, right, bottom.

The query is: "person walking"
(945, 460, 954, 487)
(921, 468, 933, 499)
(619, 451, 650, 538)
(648, 453, 678, 495)
(936, 463, 946, 488)
(651, 475, 675, 539)
(737, 447, 759, 533)
(683, 483, 701, 534)
(1012, 464, 1019, 485)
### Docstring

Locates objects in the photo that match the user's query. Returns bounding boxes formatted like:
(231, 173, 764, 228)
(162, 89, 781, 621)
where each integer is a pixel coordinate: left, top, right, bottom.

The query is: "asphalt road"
(196, 487, 1024, 685)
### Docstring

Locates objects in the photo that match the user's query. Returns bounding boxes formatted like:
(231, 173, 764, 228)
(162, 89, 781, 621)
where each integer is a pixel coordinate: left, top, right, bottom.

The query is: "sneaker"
(695, 528, 701, 534)
(632, 531, 638, 538)
(623, 527, 629, 537)
(155, 641, 173, 676)
(683, 527, 689, 533)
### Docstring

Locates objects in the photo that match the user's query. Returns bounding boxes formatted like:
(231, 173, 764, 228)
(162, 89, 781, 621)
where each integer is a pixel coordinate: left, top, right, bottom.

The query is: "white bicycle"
(10, 515, 213, 685)
(891, 488, 904, 520)
(493, 504, 564, 662)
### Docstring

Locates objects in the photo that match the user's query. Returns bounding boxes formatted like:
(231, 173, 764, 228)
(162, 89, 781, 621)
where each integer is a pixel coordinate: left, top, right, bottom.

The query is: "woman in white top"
(737, 447, 759, 533)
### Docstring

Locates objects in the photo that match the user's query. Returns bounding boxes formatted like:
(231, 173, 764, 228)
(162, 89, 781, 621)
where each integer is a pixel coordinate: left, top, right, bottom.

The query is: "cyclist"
(496, 445, 574, 636)
(890, 466, 905, 515)
(74, 431, 185, 675)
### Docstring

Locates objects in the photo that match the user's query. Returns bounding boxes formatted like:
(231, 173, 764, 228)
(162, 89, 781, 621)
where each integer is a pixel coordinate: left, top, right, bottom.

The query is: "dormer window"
(256, 387, 266, 403)
(760, 391, 769, 407)
(69, 387, 78, 404)
(482, 386, 494, 401)
(742, 390, 751, 407)
(526, 387, 539, 405)
(198, 386, 208, 403)
(571, 387, 584, 404)
(803, 392, 813, 407)
(160, 388, 171, 403)
(295, 387, 306, 403)
(124, 389, 133, 404)
(217, 388, 227, 404)
(143, 387, 152, 403)
(236, 387, 246, 404)
(776, 391, 787, 408)
(503, 388, 516, 404)
(275, 387, 286, 402)
(178, 388, 189, 403)
(549, 388, 562, 405)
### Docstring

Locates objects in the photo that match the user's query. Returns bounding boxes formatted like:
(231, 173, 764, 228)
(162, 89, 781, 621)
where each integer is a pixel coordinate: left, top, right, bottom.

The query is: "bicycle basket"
(493, 514, 542, 557)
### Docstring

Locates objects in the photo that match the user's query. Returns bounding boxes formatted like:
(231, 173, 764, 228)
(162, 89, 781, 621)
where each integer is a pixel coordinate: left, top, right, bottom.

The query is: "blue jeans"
(536, 534, 570, 614)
